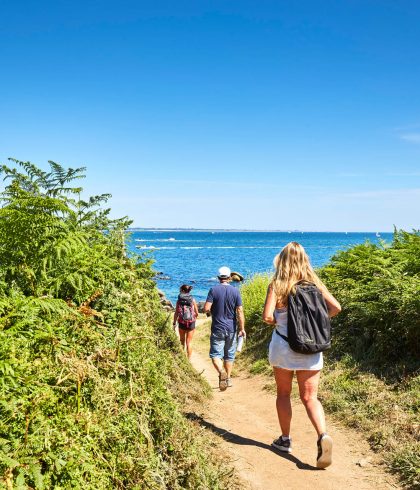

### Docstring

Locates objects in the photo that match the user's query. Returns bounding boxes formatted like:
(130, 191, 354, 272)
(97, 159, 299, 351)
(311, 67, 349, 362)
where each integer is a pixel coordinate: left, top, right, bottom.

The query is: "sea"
(126, 230, 393, 304)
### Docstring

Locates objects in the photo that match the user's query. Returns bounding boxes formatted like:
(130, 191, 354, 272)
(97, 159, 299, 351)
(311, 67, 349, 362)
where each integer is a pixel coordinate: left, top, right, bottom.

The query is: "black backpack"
(277, 282, 331, 354)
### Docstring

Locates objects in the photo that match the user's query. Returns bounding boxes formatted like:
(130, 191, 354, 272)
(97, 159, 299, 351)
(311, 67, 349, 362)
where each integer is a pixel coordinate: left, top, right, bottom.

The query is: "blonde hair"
(271, 242, 325, 305)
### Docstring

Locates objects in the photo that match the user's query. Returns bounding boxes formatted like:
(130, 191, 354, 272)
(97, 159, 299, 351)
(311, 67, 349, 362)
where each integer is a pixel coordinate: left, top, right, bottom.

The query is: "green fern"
(0, 158, 228, 489)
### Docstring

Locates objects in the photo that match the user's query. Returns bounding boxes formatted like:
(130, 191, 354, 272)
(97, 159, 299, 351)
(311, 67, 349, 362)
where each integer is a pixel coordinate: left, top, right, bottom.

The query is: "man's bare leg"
(224, 360, 233, 378)
(212, 358, 228, 391)
(211, 357, 224, 374)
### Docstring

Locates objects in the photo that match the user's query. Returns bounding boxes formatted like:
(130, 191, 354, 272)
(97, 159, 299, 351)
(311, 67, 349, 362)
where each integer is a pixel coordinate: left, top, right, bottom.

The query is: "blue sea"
(126, 230, 393, 304)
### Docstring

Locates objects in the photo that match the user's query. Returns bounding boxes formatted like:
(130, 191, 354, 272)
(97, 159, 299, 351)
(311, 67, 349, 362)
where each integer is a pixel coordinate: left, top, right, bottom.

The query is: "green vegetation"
(0, 159, 232, 489)
(319, 230, 420, 375)
(240, 232, 420, 488)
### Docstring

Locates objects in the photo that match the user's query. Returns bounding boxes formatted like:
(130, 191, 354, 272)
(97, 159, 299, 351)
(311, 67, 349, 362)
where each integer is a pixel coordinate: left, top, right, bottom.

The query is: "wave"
(136, 246, 176, 250)
(139, 246, 286, 250)
(136, 245, 349, 252)
(135, 238, 183, 242)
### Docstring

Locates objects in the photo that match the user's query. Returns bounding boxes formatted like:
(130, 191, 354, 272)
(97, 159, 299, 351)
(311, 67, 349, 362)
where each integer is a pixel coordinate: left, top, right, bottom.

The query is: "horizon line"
(128, 227, 395, 233)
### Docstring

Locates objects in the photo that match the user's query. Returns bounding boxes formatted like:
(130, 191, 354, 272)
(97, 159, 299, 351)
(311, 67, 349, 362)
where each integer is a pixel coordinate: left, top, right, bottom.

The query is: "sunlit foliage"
(0, 159, 230, 489)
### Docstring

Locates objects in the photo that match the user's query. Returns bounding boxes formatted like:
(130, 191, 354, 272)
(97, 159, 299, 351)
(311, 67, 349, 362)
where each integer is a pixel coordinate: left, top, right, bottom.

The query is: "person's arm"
(203, 301, 212, 317)
(319, 285, 342, 318)
(204, 288, 213, 317)
(173, 301, 179, 327)
(262, 285, 277, 325)
(236, 305, 246, 337)
(193, 299, 199, 318)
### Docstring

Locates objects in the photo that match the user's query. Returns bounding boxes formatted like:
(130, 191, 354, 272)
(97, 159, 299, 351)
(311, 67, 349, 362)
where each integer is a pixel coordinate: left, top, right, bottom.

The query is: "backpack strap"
(275, 329, 289, 343)
(295, 280, 315, 287)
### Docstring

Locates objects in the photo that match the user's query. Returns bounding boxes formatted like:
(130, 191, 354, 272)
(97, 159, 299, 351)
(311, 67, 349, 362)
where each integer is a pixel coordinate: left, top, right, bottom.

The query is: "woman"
(173, 284, 199, 360)
(262, 242, 341, 469)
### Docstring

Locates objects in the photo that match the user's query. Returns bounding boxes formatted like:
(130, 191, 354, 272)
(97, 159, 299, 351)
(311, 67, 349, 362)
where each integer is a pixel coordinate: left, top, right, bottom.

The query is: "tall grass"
(240, 232, 420, 488)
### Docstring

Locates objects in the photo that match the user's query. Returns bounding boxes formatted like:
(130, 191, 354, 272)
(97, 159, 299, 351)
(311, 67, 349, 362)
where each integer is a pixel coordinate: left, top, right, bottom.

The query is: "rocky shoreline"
(157, 289, 174, 311)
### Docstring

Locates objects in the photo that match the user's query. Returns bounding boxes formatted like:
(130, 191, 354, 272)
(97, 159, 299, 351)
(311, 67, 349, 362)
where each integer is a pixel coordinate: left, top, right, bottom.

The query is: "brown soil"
(189, 318, 400, 490)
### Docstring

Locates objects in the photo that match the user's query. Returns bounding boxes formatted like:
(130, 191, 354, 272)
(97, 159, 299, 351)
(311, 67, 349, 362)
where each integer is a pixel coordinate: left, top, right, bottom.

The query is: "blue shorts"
(209, 331, 237, 362)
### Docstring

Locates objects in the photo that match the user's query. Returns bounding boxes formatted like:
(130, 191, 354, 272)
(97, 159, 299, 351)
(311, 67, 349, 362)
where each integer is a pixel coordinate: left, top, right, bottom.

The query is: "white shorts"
(268, 330, 323, 371)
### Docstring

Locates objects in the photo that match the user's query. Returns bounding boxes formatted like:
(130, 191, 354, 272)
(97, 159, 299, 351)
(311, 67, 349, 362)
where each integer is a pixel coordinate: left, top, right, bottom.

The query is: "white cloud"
(338, 171, 420, 178)
(386, 172, 420, 177)
(333, 188, 420, 199)
(399, 133, 420, 144)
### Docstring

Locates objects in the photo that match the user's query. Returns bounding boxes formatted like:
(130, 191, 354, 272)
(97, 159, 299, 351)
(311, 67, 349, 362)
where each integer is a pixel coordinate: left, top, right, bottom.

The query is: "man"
(204, 266, 246, 391)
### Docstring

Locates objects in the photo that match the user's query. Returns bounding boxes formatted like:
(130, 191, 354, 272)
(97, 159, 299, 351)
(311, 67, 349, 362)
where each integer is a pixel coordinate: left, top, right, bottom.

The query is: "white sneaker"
(317, 433, 333, 468)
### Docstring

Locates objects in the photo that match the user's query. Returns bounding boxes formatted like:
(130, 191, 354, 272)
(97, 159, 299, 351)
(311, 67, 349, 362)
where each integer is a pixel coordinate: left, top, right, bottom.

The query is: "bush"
(240, 274, 272, 360)
(319, 230, 420, 376)
(0, 159, 231, 489)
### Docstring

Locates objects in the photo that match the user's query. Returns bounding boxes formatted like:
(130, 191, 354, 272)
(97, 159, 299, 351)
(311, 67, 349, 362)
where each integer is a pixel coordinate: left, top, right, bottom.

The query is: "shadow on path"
(186, 412, 319, 471)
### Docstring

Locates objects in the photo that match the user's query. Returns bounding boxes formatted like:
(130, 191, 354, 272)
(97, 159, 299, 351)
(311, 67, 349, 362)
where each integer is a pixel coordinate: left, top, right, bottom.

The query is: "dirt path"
(190, 319, 398, 490)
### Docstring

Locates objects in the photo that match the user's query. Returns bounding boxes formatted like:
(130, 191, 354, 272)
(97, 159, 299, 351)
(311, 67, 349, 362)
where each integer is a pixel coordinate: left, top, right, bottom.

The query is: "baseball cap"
(218, 266, 231, 278)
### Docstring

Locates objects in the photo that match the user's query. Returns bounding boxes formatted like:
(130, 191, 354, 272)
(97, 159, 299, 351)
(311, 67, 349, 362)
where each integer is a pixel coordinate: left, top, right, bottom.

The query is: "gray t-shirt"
(206, 283, 242, 334)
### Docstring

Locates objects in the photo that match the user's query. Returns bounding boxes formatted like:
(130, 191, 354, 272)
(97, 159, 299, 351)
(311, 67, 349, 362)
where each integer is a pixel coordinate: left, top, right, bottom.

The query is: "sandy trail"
(189, 319, 398, 490)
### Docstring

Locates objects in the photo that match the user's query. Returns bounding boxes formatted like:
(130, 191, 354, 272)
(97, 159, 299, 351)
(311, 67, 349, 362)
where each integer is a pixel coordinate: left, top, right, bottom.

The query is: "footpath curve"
(189, 319, 399, 490)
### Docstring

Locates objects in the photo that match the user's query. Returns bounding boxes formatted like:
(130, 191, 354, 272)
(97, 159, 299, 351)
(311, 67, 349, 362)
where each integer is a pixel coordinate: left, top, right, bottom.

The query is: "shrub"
(240, 274, 272, 361)
(0, 159, 231, 489)
(319, 230, 420, 376)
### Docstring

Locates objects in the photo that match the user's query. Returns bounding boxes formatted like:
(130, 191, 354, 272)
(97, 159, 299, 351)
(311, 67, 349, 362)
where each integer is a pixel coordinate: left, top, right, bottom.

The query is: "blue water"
(126, 230, 393, 304)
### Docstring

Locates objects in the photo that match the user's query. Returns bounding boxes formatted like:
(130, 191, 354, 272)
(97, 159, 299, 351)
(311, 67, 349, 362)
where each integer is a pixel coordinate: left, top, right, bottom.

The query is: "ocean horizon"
(129, 228, 394, 233)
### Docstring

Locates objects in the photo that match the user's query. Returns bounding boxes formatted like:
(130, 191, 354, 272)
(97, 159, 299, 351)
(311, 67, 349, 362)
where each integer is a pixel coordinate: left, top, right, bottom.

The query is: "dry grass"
(320, 356, 420, 489)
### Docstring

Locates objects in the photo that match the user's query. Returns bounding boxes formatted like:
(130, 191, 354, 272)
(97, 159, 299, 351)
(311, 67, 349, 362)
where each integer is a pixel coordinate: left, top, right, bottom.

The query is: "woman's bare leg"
(273, 367, 294, 436)
(185, 329, 195, 359)
(296, 370, 326, 436)
(179, 329, 187, 354)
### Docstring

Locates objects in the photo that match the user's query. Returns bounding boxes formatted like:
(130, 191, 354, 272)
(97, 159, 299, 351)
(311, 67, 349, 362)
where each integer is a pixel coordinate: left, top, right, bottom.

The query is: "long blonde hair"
(271, 242, 325, 305)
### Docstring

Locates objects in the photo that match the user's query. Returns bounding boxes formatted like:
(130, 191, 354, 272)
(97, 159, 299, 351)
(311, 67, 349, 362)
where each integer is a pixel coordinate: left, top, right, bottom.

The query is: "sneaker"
(317, 433, 333, 469)
(226, 378, 233, 388)
(219, 371, 228, 391)
(272, 436, 292, 453)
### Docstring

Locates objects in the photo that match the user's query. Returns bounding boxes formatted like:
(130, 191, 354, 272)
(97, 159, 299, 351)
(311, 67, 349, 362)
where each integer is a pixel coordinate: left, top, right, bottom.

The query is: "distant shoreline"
(128, 228, 393, 233)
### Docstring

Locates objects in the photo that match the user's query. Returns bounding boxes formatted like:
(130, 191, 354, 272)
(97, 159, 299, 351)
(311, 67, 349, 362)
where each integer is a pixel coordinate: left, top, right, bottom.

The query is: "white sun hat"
(218, 266, 231, 278)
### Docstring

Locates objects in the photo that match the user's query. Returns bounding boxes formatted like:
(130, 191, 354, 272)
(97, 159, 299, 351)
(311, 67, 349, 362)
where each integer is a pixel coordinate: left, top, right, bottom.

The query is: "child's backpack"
(177, 293, 196, 325)
(280, 282, 331, 354)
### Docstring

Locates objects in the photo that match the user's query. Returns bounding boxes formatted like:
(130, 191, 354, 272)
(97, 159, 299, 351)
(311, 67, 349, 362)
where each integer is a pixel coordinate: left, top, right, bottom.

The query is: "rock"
(155, 273, 171, 280)
(157, 289, 174, 311)
(197, 301, 206, 313)
(356, 458, 372, 467)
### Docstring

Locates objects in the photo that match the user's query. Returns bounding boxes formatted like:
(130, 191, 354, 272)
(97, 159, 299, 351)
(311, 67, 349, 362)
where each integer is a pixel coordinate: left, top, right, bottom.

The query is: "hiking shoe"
(226, 378, 233, 387)
(219, 371, 228, 391)
(317, 433, 333, 469)
(272, 436, 292, 453)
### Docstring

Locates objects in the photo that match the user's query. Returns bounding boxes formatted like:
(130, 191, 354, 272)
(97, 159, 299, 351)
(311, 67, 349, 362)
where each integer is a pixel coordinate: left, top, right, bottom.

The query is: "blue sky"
(0, 0, 419, 231)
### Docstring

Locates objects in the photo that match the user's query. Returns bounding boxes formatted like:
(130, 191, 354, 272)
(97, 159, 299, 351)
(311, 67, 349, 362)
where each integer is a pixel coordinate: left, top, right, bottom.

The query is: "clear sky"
(1, 0, 419, 231)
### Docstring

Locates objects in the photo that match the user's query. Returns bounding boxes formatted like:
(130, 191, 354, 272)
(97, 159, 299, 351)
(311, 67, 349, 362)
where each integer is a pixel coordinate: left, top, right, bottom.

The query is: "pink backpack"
(176, 293, 196, 326)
